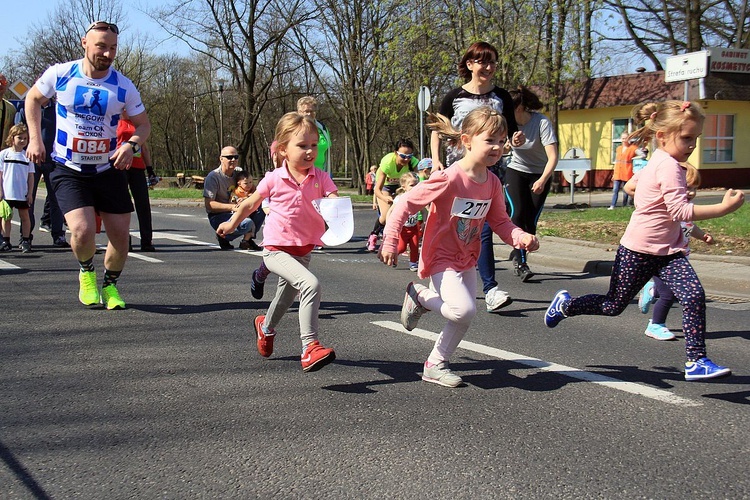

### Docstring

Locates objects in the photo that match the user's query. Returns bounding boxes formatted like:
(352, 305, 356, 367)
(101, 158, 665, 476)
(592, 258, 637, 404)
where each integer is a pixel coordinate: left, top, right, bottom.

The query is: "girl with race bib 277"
(378, 107, 539, 388)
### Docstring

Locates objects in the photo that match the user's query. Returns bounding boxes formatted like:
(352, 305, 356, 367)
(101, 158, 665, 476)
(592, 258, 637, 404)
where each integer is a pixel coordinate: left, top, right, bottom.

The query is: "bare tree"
(152, 0, 315, 174)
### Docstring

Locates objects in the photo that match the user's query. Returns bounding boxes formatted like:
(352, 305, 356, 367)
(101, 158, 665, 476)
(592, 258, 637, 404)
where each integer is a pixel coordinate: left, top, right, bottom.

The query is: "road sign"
(9, 80, 31, 99)
(417, 86, 430, 112)
(665, 51, 710, 82)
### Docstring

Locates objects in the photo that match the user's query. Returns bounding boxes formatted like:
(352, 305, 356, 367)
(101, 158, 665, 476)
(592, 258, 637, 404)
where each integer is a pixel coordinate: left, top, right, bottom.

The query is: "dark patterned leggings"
(567, 245, 707, 361)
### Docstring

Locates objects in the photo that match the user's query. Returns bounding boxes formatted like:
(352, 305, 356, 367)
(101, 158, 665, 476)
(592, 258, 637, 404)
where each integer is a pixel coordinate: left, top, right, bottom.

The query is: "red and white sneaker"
(254, 315, 275, 358)
(300, 340, 335, 372)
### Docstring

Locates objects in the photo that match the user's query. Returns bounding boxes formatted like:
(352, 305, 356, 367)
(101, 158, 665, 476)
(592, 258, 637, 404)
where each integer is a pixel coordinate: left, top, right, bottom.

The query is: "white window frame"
(702, 114, 735, 163)
(611, 119, 633, 164)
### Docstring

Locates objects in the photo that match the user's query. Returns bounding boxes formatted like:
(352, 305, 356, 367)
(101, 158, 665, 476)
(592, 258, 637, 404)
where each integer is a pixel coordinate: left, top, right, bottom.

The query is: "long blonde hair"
(628, 100, 705, 147)
(274, 112, 318, 148)
(428, 106, 507, 145)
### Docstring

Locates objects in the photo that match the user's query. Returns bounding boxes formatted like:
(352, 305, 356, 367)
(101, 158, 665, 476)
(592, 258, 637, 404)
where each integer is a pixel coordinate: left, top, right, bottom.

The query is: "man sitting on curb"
(203, 146, 256, 250)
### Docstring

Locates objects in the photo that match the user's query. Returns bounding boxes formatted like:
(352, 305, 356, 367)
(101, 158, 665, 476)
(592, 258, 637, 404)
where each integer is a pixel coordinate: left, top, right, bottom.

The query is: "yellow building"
(553, 69, 750, 188)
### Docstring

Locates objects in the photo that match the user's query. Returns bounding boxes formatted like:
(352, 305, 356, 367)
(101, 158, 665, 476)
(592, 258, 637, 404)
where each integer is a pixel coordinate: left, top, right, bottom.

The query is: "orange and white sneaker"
(254, 315, 275, 358)
(300, 340, 335, 372)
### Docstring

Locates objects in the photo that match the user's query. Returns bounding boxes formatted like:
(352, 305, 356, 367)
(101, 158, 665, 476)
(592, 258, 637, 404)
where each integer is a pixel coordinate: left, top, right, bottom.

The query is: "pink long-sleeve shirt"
(255, 163, 338, 248)
(620, 148, 694, 256)
(382, 166, 527, 279)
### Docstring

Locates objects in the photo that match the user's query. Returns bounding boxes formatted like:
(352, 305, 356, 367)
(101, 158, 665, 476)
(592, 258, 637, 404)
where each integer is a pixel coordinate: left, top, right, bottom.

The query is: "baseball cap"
(417, 158, 433, 171)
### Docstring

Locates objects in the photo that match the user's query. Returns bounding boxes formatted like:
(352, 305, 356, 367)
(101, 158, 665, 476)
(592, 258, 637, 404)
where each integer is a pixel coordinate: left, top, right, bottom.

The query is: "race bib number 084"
(72, 138, 110, 164)
(451, 197, 491, 219)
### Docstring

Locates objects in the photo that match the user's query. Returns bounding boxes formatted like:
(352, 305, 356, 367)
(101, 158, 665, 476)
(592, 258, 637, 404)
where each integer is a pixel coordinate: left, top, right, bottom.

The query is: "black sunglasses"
(222, 155, 239, 160)
(86, 21, 119, 34)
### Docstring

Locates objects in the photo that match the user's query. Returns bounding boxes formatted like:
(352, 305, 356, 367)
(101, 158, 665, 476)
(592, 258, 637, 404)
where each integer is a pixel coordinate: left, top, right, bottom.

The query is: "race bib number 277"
(450, 197, 492, 219)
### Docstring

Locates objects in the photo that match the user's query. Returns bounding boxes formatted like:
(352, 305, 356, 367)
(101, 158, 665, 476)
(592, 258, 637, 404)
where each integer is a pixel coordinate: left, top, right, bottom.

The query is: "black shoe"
(19, 240, 32, 253)
(53, 236, 70, 248)
(217, 235, 233, 250)
(39, 223, 51, 232)
(0, 241, 11, 252)
(140, 243, 156, 252)
(250, 269, 265, 300)
(518, 263, 534, 282)
(247, 239, 262, 251)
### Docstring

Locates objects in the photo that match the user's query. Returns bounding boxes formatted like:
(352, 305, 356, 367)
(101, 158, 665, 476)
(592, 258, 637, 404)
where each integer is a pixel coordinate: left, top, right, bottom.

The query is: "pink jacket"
(255, 163, 338, 247)
(382, 166, 526, 278)
(620, 148, 694, 255)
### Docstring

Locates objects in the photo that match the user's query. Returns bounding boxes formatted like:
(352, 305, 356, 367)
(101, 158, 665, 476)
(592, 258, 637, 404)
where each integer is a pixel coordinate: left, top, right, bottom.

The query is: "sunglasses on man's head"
(86, 21, 119, 34)
(397, 153, 413, 160)
(222, 155, 240, 160)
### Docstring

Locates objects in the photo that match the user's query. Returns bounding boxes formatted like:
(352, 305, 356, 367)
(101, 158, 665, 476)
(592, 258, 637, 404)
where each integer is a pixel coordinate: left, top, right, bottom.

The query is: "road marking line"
(372, 320, 701, 407)
(0, 259, 20, 269)
(150, 232, 263, 254)
(166, 213, 195, 217)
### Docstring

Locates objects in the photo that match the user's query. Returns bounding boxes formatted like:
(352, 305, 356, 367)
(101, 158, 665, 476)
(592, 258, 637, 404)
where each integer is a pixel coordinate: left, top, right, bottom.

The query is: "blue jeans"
(208, 212, 254, 241)
(611, 180, 630, 207)
(477, 222, 497, 294)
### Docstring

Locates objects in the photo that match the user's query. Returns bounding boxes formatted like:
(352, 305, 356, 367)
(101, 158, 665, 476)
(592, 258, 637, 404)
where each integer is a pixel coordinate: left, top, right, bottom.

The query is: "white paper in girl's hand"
(311, 197, 354, 246)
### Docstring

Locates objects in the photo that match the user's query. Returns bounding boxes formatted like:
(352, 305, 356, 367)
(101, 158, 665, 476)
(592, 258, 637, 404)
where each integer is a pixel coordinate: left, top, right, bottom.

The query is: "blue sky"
(0, 0, 187, 62)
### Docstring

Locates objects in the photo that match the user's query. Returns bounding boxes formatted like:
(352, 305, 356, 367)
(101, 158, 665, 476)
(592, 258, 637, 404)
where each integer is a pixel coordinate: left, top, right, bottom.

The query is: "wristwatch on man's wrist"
(126, 140, 141, 154)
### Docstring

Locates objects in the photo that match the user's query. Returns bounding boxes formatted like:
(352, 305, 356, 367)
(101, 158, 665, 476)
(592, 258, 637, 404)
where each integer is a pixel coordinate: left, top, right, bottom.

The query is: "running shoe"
(409, 262, 418, 272)
(39, 222, 51, 232)
(254, 315, 275, 357)
(78, 270, 100, 306)
(0, 241, 11, 252)
(53, 236, 70, 248)
(644, 320, 675, 341)
(638, 280, 656, 314)
(300, 340, 335, 372)
(485, 286, 513, 312)
(250, 269, 265, 300)
(19, 240, 32, 253)
(216, 235, 233, 250)
(366, 233, 378, 252)
(518, 263, 534, 282)
(101, 284, 126, 310)
(544, 289, 571, 328)
(401, 282, 428, 331)
(422, 361, 462, 388)
(684, 358, 731, 381)
(140, 243, 156, 252)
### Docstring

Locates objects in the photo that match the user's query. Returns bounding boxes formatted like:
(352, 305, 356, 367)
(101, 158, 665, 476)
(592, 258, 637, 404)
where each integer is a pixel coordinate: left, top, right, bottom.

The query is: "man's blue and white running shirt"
(35, 59, 145, 174)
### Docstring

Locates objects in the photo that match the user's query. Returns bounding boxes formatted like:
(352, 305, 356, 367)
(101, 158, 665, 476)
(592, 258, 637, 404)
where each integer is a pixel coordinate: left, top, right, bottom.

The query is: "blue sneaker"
(638, 280, 655, 314)
(684, 358, 731, 381)
(544, 290, 571, 328)
(644, 320, 675, 341)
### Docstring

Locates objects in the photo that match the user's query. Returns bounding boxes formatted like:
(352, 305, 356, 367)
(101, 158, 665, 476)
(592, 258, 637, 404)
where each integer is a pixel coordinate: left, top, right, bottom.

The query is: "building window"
(611, 119, 633, 163)
(702, 115, 734, 163)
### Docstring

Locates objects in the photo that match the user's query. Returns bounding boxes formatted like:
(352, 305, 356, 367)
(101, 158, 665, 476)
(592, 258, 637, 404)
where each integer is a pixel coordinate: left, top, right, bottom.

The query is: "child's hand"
(216, 221, 234, 237)
(519, 234, 539, 253)
(722, 189, 745, 213)
(379, 249, 397, 267)
(703, 233, 714, 245)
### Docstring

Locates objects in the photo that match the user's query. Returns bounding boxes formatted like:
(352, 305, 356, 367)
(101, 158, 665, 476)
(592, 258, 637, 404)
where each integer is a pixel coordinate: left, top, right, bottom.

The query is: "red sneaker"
(254, 315, 275, 358)
(300, 340, 335, 372)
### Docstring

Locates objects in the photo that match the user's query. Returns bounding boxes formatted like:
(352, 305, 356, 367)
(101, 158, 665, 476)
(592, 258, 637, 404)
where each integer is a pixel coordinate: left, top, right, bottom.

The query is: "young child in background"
(379, 106, 538, 388)
(218, 112, 339, 372)
(0, 124, 35, 253)
(416, 158, 432, 181)
(544, 100, 745, 381)
(387, 172, 426, 272)
(631, 163, 714, 340)
(631, 147, 648, 175)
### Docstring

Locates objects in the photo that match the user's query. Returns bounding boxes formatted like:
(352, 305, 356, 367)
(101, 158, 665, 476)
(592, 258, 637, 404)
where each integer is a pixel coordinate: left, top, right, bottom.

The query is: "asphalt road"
(1, 205, 748, 499)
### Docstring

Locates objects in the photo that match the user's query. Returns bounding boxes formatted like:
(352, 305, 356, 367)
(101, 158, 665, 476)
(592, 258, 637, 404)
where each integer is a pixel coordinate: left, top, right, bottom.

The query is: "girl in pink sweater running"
(218, 113, 339, 372)
(379, 107, 539, 388)
(544, 100, 745, 381)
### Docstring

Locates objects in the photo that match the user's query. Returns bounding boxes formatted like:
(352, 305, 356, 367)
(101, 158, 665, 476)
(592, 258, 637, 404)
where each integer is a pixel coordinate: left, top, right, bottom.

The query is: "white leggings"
(418, 269, 478, 365)
(262, 250, 321, 347)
